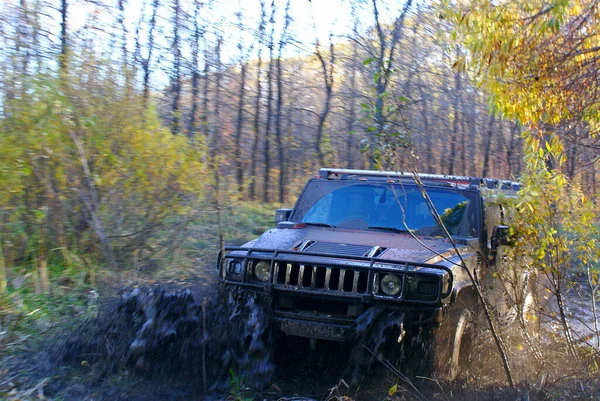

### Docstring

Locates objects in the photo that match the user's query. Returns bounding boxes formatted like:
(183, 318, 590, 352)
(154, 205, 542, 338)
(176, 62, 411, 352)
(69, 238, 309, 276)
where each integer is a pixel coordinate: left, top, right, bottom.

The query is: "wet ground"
(1, 272, 599, 401)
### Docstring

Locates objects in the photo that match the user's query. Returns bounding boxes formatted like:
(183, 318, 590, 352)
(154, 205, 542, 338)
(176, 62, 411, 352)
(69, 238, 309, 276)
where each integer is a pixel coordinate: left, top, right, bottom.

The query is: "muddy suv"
(218, 168, 522, 379)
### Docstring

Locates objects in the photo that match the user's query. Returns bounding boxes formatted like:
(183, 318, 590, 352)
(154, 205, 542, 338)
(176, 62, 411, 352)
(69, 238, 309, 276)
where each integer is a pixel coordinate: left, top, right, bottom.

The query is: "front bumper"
(219, 246, 451, 341)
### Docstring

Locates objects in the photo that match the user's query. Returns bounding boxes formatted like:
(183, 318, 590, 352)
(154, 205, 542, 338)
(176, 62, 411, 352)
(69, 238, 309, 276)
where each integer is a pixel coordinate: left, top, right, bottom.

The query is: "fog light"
(254, 261, 271, 282)
(381, 274, 401, 296)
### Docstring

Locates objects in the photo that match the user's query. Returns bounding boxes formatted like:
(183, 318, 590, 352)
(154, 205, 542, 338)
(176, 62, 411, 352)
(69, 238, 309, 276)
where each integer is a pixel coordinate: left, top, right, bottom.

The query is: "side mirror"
(275, 208, 293, 224)
(491, 225, 513, 249)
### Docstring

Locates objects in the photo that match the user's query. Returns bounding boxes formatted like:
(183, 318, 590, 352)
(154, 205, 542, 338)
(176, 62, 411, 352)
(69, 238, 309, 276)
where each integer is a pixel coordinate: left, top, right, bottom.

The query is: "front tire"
(432, 293, 477, 381)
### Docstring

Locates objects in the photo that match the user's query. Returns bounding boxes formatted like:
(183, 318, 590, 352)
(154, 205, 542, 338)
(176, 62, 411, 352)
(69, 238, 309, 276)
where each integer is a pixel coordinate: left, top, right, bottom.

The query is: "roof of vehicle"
(318, 167, 521, 192)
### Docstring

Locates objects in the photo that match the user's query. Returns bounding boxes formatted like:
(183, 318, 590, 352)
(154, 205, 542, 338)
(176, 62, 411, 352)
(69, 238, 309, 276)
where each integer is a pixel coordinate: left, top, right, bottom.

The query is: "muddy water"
(33, 280, 600, 400)
(59, 285, 274, 392)
(58, 285, 416, 398)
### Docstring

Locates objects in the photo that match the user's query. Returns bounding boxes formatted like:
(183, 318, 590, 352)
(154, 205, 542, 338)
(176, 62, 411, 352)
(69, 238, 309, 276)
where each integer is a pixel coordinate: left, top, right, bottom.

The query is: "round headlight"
(381, 274, 401, 296)
(254, 261, 271, 282)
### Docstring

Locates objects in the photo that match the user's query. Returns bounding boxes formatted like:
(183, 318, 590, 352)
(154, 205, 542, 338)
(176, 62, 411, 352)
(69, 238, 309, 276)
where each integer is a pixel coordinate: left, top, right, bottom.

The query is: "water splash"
(347, 306, 410, 384)
(59, 285, 274, 390)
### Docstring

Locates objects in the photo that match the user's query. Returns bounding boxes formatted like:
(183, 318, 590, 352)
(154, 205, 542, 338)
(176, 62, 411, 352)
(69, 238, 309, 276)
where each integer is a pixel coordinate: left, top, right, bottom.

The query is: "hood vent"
(302, 241, 386, 258)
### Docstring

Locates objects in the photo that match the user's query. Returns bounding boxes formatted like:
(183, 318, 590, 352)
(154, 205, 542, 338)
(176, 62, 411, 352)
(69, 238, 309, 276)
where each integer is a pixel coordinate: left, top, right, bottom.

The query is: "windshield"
(291, 181, 479, 237)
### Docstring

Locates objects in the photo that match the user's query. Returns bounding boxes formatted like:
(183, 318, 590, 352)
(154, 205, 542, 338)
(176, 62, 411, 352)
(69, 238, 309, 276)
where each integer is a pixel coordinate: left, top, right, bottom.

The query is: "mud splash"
(59, 285, 274, 391)
(346, 306, 427, 384)
(57, 285, 419, 396)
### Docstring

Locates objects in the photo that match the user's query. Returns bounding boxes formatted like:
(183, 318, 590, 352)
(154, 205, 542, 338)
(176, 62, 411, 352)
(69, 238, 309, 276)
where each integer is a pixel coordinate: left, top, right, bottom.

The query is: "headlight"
(381, 274, 401, 296)
(253, 261, 271, 282)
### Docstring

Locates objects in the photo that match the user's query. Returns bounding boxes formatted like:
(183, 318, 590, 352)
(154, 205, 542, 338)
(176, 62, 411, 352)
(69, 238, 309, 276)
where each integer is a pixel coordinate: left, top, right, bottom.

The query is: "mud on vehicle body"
(218, 168, 523, 380)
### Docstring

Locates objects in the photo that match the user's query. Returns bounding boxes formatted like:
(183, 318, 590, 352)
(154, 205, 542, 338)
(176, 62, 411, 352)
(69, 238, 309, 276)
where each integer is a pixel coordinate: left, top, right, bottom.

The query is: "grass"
(0, 201, 280, 352)
(1, 283, 94, 355)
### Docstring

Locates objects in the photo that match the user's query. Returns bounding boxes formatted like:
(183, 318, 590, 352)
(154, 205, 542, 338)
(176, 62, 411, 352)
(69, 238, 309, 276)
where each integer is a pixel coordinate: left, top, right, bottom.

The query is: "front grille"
(274, 262, 369, 294)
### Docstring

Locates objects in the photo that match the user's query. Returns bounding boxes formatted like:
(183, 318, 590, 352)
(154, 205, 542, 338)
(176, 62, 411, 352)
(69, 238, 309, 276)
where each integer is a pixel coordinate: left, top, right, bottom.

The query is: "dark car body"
(217, 168, 520, 343)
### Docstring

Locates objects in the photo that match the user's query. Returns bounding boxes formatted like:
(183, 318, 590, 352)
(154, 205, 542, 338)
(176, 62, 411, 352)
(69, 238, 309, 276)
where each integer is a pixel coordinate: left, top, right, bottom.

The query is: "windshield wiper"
(367, 226, 411, 233)
(303, 221, 334, 228)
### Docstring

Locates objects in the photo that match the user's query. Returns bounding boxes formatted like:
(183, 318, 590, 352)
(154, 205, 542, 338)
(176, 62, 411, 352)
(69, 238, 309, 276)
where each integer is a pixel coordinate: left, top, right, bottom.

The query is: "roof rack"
(318, 168, 520, 191)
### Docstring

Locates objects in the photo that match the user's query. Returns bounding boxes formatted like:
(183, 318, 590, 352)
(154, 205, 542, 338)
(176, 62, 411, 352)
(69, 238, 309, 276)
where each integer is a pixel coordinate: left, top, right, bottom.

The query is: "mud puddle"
(36, 283, 409, 401)
(3, 279, 600, 401)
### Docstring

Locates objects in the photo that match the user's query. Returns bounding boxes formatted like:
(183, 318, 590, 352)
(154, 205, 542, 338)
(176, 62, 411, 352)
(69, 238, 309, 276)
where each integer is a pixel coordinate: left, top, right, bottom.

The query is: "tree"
(313, 31, 335, 169)
(139, 0, 160, 112)
(362, 0, 413, 168)
(249, 0, 267, 201)
(170, 0, 182, 135)
(444, 0, 600, 364)
(188, 0, 203, 138)
(275, 0, 292, 203)
(263, 1, 276, 203)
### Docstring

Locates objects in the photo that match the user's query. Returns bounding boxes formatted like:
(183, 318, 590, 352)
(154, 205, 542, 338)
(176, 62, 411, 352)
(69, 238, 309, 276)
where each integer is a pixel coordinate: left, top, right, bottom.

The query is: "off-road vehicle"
(218, 168, 529, 379)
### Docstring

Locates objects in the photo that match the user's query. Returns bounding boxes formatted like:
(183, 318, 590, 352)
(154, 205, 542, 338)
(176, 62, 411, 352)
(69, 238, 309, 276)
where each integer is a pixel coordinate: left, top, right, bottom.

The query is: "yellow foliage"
(0, 74, 208, 267)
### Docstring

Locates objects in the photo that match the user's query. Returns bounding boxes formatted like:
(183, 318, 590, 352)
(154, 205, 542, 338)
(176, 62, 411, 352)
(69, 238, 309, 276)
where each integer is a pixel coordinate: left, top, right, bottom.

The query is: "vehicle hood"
(250, 227, 467, 264)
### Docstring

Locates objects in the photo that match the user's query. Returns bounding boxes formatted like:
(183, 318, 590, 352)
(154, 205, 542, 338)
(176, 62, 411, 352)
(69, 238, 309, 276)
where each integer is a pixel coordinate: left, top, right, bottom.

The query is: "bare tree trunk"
(275, 0, 291, 203)
(201, 39, 210, 141)
(593, 162, 597, 200)
(117, 0, 128, 73)
(314, 35, 334, 168)
(212, 35, 223, 180)
(170, 0, 182, 135)
(448, 53, 462, 175)
(16, 0, 31, 77)
(275, 56, 285, 202)
(188, 0, 203, 138)
(481, 114, 496, 177)
(32, 0, 42, 75)
(249, 52, 263, 201)
(263, 2, 276, 203)
(69, 130, 117, 269)
(142, 0, 159, 111)
(59, 0, 68, 76)
(248, 1, 267, 201)
(568, 141, 578, 179)
(506, 122, 520, 177)
(460, 96, 468, 174)
(235, 62, 248, 193)
(345, 67, 358, 169)
(38, 207, 50, 294)
(416, 75, 432, 172)
(233, 9, 254, 193)
(553, 271, 579, 358)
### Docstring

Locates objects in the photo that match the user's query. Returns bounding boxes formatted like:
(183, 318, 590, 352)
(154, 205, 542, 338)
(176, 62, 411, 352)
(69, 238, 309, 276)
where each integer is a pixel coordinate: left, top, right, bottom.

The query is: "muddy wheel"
(431, 293, 477, 381)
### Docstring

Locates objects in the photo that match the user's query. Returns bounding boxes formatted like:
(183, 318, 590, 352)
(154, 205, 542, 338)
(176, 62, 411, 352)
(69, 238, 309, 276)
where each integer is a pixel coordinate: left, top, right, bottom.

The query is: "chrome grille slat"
(325, 268, 332, 290)
(273, 263, 279, 284)
(339, 270, 346, 291)
(352, 271, 359, 293)
(299, 265, 305, 288)
(285, 263, 292, 286)
(311, 267, 317, 289)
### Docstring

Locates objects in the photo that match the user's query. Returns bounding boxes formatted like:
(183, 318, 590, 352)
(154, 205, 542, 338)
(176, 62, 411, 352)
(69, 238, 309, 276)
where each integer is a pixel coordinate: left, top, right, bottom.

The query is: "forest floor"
(1, 264, 599, 401)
